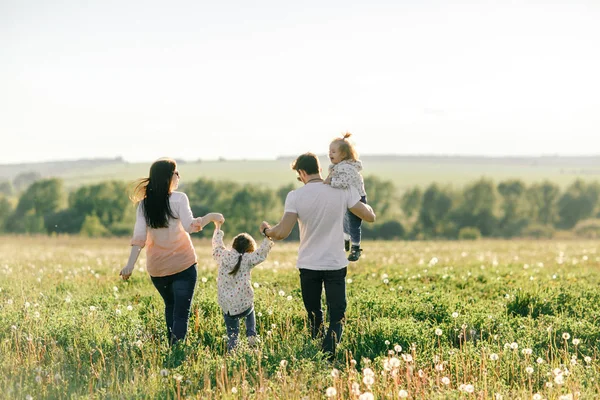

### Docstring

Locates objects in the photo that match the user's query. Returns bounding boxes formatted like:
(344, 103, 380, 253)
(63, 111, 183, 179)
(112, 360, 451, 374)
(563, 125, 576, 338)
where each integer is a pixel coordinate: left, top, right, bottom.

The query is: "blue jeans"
(299, 267, 347, 357)
(150, 264, 197, 344)
(344, 195, 367, 245)
(223, 306, 256, 351)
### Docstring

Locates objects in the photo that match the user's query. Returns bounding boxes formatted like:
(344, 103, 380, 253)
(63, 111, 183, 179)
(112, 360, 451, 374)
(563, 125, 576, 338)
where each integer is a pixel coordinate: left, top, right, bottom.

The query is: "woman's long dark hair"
(130, 159, 178, 228)
(230, 233, 256, 275)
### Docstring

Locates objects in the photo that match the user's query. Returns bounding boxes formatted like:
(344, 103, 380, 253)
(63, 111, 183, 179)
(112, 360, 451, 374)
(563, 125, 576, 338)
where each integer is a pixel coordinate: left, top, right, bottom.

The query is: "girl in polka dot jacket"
(212, 221, 274, 351)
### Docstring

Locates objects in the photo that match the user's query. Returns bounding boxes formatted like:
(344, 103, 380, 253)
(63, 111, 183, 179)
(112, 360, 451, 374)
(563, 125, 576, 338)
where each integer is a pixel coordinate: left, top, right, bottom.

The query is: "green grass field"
(51, 158, 600, 191)
(1, 236, 599, 399)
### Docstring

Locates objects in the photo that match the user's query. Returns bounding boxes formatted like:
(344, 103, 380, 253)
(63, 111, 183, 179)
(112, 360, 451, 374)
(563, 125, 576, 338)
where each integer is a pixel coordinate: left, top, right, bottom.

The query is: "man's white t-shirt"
(284, 181, 361, 271)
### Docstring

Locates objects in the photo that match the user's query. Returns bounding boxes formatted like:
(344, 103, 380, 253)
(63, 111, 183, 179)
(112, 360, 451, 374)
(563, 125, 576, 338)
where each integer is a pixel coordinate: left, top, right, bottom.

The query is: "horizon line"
(3, 153, 600, 166)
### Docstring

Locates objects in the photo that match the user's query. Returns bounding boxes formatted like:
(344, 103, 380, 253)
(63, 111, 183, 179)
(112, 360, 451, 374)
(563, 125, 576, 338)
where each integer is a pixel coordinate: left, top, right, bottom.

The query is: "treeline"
(1, 176, 600, 240)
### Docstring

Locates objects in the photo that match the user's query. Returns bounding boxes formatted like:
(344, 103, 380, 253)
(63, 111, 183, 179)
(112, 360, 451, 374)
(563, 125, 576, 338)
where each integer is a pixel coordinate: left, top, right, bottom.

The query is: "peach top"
(131, 191, 198, 277)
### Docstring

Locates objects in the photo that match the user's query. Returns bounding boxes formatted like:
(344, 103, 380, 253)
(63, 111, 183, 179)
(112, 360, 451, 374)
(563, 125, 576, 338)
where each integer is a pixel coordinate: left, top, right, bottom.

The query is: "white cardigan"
(212, 229, 273, 315)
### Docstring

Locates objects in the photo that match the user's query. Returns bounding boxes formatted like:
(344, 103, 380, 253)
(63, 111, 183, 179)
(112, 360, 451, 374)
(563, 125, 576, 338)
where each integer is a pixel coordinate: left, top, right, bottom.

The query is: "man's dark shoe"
(348, 245, 362, 262)
(344, 240, 350, 252)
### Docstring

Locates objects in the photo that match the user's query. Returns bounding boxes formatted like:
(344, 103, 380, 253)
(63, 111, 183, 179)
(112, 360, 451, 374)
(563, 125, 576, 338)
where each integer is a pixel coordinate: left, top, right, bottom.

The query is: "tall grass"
(1, 236, 599, 399)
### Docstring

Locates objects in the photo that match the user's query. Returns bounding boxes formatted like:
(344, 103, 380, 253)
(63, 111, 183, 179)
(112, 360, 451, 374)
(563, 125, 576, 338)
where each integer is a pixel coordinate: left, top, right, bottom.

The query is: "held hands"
(191, 217, 203, 232)
(212, 213, 225, 225)
(191, 213, 225, 232)
(260, 221, 271, 238)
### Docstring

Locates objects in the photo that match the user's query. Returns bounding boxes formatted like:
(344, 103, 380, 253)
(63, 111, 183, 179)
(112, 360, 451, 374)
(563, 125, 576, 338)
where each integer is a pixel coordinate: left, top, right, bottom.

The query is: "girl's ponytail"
(230, 254, 243, 275)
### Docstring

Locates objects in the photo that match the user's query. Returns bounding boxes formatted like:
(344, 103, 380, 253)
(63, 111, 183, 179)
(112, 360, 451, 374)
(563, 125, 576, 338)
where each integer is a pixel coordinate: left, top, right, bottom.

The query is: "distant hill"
(0, 157, 126, 180)
(2, 155, 600, 191)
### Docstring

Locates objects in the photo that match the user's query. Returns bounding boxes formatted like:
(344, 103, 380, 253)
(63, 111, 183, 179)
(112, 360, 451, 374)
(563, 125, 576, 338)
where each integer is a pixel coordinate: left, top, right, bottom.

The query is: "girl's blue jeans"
(344, 195, 367, 244)
(223, 306, 256, 351)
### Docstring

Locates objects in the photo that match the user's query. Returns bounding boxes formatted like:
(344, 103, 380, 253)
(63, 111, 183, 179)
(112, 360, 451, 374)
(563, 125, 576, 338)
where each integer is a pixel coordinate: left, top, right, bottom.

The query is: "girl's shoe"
(348, 245, 362, 262)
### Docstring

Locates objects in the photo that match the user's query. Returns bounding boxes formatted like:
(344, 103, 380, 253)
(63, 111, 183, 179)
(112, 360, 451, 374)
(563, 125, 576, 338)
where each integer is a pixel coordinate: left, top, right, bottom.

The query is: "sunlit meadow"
(1, 236, 600, 399)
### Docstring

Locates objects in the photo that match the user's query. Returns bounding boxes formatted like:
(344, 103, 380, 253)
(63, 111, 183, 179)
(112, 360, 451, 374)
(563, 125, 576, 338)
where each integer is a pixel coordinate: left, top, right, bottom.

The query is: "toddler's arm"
(246, 238, 274, 268)
(212, 227, 227, 263)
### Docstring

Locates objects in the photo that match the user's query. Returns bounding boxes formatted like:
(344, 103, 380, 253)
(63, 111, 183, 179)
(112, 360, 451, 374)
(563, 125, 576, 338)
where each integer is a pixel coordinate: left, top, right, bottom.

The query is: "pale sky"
(1, 0, 599, 163)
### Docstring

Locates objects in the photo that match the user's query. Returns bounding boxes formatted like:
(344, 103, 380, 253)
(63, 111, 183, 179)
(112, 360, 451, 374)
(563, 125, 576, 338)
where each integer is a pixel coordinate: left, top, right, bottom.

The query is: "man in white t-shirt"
(260, 152, 376, 360)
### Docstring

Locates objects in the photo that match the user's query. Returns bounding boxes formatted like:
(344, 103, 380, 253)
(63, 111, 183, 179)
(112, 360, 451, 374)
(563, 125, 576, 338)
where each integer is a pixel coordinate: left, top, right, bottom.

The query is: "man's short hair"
(291, 153, 320, 175)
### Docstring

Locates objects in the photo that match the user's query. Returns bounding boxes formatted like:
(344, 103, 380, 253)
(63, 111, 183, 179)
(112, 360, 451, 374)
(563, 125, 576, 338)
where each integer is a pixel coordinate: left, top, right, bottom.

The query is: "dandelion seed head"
(394, 344, 402, 353)
(363, 375, 375, 386)
(127, 305, 133, 311)
(201, 277, 208, 283)
(572, 338, 580, 346)
(359, 392, 374, 400)
(331, 368, 340, 378)
(384, 340, 390, 345)
(441, 377, 450, 385)
(160, 369, 168, 377)
(562, 332, 571, 340)
(451, 312, 459, 318)
(585, 356, 592, 364)
(280, 359, 288, 368)
(490, 353, 499, 361)
(526, 366, 534, 374)
(537, 357, 544, 364)
(231, 387, 238, 394)
(398, 389, 408, 398)
(253, 282, 259, 288)
(522, 348, 532, 355)
(435, 328, 442, 336)
(325, 387, 337, 397)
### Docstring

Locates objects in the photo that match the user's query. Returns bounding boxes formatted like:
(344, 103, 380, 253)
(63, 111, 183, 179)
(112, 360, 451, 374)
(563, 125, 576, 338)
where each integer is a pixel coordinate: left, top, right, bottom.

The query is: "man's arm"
(260, 212, 297, 241)
(349, 201, 376, 222)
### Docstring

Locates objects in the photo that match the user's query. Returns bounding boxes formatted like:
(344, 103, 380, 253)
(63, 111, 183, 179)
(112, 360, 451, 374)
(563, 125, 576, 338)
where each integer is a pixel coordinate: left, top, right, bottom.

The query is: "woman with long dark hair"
(119, 158, 223, 345)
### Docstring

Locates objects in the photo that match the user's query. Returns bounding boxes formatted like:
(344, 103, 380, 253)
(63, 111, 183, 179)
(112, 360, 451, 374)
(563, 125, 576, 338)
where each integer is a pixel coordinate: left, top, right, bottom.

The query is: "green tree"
(363, 175, 398, 218)
(6, 178, 64, 233)
(526, 181, 560, 226)
(224, 185, 280, 236)
(68, 181, 131, 233)
(80, 214, 110, 237)
(400, 187, 422, 219)
(451, 179, 497, 237)
(417, 184, 455, 238)
(557, 180, 599, 229)
(0, 196, 13, 232)
(497, 179, 529, 237)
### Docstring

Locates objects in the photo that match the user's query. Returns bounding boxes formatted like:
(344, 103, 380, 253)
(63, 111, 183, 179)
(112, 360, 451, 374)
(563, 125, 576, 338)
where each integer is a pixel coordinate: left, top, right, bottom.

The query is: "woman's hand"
(120, 266, 132, 281)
